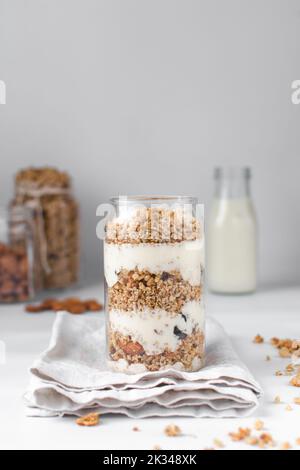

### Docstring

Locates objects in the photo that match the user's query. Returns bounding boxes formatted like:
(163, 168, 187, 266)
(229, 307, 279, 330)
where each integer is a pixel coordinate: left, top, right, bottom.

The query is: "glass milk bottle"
(207, 167, 257, 294)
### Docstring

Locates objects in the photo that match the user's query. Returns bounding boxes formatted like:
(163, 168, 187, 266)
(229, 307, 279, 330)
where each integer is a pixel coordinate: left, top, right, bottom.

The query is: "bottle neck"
(214, 167, 251, 199)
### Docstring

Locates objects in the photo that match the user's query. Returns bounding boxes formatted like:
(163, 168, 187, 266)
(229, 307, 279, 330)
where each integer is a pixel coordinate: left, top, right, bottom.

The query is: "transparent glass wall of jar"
(104, 196, 205, 374)
(207, 167, 257, 294)
(0, 206, 35, 303)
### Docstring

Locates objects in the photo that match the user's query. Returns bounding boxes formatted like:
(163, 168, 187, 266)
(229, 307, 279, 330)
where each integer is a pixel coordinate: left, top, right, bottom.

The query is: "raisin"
(173, 326, 187, 340)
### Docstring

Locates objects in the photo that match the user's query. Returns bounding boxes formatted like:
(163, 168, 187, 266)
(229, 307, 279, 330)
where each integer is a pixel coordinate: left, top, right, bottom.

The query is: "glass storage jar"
(0, 206, 35, 303)
(104, 196, 205, 374)
(10, 167, 80, 290)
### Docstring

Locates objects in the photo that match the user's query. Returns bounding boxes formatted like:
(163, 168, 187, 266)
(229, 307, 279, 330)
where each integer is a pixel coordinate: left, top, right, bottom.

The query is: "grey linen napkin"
(24, 313, 262, 418)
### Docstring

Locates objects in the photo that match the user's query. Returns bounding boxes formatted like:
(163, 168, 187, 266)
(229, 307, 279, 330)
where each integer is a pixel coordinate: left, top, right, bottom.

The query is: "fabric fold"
(24, 313, 262, 418)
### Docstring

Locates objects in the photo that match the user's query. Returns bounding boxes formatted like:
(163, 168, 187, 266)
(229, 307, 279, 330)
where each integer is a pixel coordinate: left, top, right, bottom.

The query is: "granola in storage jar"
(10, 167, 79, 290)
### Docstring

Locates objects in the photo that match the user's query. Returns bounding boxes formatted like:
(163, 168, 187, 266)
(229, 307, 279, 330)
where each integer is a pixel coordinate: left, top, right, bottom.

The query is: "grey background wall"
(0, 0, 299, 286)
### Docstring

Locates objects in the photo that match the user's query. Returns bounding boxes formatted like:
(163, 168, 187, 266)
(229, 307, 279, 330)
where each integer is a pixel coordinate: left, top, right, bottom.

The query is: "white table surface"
(0, 284, 299, 450)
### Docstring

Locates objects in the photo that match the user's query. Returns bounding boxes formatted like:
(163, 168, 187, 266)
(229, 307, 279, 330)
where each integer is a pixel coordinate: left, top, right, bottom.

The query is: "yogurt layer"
(104, 240, 204, 287)
(109, 300, 204, 355)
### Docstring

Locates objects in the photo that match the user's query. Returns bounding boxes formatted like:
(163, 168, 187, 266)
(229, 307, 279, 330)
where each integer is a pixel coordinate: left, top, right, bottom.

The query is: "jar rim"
(109, 195, 199, 205)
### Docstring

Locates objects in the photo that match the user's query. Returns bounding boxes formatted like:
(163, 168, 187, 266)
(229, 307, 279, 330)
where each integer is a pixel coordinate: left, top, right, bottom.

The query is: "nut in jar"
(0, 207, 34, 303)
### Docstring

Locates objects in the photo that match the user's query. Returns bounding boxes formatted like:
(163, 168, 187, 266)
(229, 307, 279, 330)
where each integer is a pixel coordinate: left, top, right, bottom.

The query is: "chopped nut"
(153, 445, 161, 450)
(275, 370, 283, 376)
(76, 413, 100, 426)
(274, 395, 281, 404)
(253, 334, 264, 344)
(254, 419, 264, 431)
(293, 397, 300, 405)
(164, 424, 182, 437)
(229, 427, 251, 441)
(213, 438, 224, 448)
(266, 355, 271, 361)
(132, 426, 140, 432)
(285, 405, 293, 411)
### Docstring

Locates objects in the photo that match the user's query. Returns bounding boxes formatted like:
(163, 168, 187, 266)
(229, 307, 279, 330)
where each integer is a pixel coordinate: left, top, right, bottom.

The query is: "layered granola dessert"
(104, 198, 205, 373)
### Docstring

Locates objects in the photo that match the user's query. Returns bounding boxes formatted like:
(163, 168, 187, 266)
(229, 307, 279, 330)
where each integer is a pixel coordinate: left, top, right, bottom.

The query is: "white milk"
(207, 197, 257, 294)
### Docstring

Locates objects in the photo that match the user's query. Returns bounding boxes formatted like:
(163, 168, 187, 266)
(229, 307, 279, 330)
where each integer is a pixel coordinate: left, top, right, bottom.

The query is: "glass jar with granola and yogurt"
(104, 196, 205, 373)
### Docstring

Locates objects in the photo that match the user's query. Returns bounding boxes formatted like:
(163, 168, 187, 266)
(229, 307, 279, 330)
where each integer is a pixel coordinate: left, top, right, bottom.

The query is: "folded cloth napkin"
(24, 313, 262, 418)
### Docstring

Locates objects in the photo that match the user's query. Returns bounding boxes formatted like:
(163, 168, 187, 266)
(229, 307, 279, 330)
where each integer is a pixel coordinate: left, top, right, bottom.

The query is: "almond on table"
(25, 297, 103, 314)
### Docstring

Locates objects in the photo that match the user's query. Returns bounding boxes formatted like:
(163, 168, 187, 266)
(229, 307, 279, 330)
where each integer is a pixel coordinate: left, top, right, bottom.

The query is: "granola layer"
(108, 329, 205, 372)
(106, 207, 201, 244)
(109, 301, 204, 355)
(107, 269, 201, 314)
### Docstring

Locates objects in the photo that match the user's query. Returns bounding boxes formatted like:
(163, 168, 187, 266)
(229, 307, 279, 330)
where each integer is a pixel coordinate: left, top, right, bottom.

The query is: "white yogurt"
(109, 300, 204, 355)
(104, 240, 204, 287)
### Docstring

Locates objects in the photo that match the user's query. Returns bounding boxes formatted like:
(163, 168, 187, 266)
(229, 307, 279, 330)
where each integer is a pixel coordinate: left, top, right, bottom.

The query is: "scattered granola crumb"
(280, 442, 291, 450)
(279, 347, 291, 358)
(153, 445, 161, 450)
(270, 337, 299, 359)
(285, 363, 295, 374)
(266, 355, 271, 361)
(290, 374, 300, 387)
(132, 426, 140, 432)
(253, 334, 264, 344)
(254, 419, 264, 431)
(229, 427, 251, 441)
(275, 370, 283, 376)
(274, 395, 281, 404)
(285, 405, 293, 411)
(293, 397, 300, 405)
(258, 433, 275, 448)
(245, 436, 259, 446)
(76, 413, 100, 426)
(213, 438, 224, 448)
(164, 424, 182, 437)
